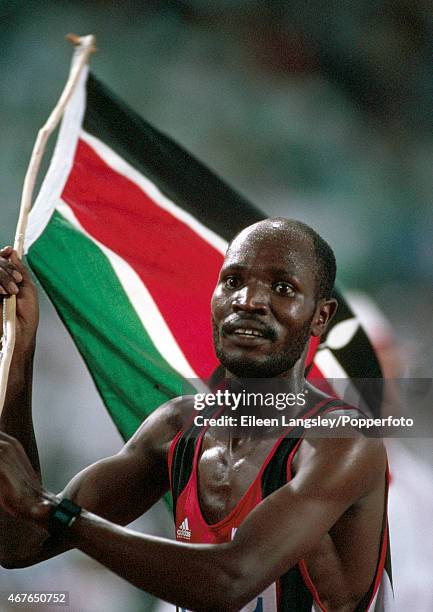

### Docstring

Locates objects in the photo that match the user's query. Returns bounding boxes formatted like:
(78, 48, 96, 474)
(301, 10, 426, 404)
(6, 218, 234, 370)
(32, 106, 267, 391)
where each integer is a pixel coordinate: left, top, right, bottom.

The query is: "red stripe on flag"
(62, 139, 222, 378)
(306, 335, 320, 368)
(305, 336, 331, 389)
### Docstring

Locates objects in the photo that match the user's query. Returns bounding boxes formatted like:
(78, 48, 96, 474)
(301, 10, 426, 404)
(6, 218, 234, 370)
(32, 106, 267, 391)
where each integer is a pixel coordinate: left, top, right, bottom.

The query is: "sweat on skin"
(0, 221, 390, 612)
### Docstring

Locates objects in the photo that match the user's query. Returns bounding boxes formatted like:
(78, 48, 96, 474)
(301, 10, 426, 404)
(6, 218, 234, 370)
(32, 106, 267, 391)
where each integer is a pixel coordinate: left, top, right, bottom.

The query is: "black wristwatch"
(48, 498, 81, 538)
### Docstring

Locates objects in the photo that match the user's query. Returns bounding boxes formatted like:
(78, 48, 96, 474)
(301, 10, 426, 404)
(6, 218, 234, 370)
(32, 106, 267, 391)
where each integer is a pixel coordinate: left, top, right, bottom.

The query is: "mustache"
(221, 315, 277, 341)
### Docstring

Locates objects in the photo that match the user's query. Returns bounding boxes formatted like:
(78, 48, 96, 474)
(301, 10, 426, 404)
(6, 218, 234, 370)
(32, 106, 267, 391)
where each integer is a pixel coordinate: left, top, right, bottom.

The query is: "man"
(0, 218, 392, 611)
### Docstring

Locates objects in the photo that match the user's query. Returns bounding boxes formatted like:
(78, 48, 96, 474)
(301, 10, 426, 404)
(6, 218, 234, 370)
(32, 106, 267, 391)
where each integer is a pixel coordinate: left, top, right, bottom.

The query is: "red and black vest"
(169, 399, 394, 611)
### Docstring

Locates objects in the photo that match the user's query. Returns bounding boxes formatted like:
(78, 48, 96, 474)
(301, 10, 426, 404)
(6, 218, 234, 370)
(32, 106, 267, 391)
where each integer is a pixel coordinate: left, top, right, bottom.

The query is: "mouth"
(233, 327, 265, 338)
(221, 320, 274, 344)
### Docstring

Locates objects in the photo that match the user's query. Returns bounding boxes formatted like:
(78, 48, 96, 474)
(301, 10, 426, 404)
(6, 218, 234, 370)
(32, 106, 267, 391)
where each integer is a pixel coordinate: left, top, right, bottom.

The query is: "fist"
(0, 247, 23, 296)
(0, 246, 39, 351)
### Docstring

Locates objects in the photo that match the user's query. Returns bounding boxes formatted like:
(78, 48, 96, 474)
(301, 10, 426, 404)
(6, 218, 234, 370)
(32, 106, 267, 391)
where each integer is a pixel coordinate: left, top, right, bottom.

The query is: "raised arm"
(0, 246, 42, 563)
(0, 247, 39, 466)
(0, 249, 185, 568)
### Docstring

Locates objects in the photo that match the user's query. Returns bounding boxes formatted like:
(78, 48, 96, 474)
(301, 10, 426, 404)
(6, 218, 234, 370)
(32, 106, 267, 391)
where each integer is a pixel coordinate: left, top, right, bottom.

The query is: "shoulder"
(292, 409, 387, 504)
(122, 395, 196, 462)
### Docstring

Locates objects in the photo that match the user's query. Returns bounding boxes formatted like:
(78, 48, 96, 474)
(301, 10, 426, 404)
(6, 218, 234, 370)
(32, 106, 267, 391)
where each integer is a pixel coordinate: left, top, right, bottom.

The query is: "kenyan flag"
(25, 67, 382, 442)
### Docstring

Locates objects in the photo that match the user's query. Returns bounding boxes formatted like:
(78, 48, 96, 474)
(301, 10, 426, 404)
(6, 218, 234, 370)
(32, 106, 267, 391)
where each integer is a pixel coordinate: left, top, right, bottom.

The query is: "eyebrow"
(221, 263, 304, 284)
(222, 263, 299, 275)
(267, 266, 300, 277)
(220, 263, 246, 272)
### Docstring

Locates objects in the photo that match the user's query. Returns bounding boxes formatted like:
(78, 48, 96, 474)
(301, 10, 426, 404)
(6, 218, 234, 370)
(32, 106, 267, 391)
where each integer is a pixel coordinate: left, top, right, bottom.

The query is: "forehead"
(223, 225, 316, 277)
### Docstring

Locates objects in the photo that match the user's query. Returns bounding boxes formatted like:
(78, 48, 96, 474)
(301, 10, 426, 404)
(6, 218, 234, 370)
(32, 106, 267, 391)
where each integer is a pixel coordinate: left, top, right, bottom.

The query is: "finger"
(0, 252, 24, 293)
(0, 269, 20, 295)
(0, 247, 24, 275)
(8, 251, 26, 281)
(8, 253, 36, 292)
(0, 246, 13, 257)
(0, 263, 21, 291)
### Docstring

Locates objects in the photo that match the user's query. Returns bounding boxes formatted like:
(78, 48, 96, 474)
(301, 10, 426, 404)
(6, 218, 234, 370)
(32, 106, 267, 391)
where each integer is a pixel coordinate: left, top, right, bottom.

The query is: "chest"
(196, 435, 282, 524)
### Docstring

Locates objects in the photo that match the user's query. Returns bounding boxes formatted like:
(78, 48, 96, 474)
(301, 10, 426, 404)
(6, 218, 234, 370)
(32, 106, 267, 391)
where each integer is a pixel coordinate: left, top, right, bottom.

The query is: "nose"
(232, 283, 269, 316)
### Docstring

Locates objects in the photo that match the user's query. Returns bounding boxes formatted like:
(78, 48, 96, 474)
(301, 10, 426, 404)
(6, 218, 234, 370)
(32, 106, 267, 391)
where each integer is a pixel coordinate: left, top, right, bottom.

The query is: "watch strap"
(48, 498, 81, 538)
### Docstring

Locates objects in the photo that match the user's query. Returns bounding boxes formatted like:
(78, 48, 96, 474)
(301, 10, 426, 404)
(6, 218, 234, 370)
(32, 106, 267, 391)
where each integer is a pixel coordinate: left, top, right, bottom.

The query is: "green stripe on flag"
(27, 209, 190, 441)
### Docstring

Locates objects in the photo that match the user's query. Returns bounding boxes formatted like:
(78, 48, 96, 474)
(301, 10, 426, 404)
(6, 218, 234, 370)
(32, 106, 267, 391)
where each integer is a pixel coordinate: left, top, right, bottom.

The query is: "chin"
(218, 353, 293, 379)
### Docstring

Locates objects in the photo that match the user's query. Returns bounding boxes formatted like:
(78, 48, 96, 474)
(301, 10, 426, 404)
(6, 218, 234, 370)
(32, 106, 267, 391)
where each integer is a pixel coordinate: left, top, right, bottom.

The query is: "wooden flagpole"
(0, 34, 96, 416)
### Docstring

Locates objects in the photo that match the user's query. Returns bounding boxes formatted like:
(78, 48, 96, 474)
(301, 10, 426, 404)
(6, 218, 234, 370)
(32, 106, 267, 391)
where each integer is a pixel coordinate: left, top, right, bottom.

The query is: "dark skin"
(0, 221, 387, 612)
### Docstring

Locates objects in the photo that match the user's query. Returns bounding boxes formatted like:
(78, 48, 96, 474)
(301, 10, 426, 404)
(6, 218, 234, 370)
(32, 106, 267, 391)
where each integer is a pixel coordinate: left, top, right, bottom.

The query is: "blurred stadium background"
(0, 1, 432, 610)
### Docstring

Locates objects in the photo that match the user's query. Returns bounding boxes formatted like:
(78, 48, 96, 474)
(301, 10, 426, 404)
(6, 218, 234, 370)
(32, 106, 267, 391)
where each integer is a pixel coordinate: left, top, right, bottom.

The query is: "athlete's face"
(211, 223, 331, 378)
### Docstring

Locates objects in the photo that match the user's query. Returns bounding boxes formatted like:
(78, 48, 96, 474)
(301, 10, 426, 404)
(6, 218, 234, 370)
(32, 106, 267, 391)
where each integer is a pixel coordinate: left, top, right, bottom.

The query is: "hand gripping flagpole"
(0, 34, 96, 417)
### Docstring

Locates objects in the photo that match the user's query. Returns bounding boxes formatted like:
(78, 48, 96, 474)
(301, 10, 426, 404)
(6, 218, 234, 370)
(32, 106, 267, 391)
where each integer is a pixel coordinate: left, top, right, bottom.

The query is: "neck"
(215, 345, 311, 444)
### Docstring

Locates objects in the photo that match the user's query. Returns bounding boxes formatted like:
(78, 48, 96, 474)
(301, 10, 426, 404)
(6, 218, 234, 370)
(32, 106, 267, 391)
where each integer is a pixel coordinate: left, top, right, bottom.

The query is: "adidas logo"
(177, 517, 191, 540)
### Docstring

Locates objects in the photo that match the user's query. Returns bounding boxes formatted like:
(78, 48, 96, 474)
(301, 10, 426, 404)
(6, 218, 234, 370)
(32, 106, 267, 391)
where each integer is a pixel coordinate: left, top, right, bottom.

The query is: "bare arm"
(0, 421, 386, 610)
(0, 248, 187, 568)
(0, 247, 39, 467)
(0, 398, 187, 568)
(0, 247, 42, 562)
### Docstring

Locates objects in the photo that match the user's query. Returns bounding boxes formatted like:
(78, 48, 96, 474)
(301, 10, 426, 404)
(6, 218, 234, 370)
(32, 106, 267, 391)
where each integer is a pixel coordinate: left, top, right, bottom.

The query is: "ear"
(311, 297, 338, 337)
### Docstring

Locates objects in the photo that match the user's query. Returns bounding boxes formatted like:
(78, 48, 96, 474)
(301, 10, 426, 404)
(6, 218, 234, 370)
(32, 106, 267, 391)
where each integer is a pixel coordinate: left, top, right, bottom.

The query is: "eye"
(224, 276, 241, 290)
(273, 281, 295, 296)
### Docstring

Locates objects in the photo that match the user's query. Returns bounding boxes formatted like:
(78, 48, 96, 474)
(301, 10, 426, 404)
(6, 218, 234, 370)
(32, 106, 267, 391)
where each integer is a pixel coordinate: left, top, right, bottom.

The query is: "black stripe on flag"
(83, 74, 263, 241)
(82, 72, 383, 413)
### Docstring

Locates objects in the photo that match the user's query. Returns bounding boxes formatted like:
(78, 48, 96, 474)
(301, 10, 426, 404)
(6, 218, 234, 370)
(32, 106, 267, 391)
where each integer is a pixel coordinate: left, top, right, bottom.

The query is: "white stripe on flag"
(314, 348, 348, 379)
(57, 201, 199, 380)
(25, 66, 88, 252)
(80, 130, 228, 256)
(314, 348, 365, 410)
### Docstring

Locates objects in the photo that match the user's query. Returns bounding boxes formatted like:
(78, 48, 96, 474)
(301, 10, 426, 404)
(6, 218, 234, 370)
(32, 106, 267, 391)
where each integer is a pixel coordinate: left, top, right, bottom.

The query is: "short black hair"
(229, 218, 336, 301)
(289, 220, 336, 301)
